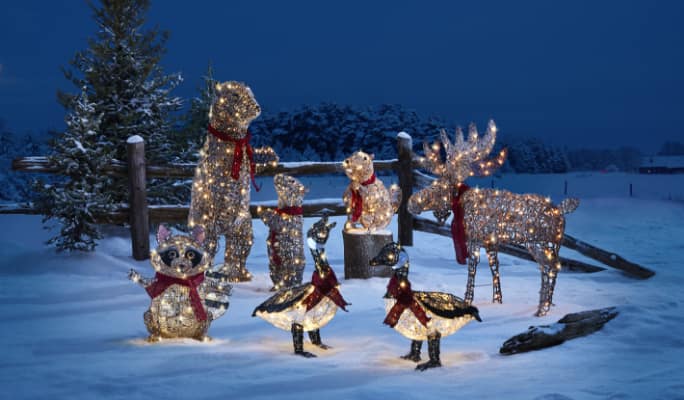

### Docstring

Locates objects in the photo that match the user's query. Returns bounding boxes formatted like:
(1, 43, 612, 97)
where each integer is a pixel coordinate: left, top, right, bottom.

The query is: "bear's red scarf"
(350, 173, 376, 222)
(207, 124, 260, 191)
(146, 272, 207, 321)
(267, 206, 304, 268)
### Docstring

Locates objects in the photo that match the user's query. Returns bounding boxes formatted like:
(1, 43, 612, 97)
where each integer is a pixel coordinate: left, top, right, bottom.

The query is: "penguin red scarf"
(384, 275, 430, 327)
(303, 268, 350, 311)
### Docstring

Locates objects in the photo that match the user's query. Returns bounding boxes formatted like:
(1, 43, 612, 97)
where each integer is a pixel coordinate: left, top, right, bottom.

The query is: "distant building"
(639, 156, 684, 174)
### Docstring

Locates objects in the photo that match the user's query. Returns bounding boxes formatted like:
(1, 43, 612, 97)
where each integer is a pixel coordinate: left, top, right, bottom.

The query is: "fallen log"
(412, 216, 606, 273)
(562, 234, 654, 279)
(499, 307, 619, 355)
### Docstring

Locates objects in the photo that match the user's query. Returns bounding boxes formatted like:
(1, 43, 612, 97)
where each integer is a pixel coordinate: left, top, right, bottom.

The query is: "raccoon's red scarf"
(384, 275, 430, 328)
(350, 173, 376, 222)
(267, 207, 304, 267)
(451, 183, 470, 265)
(146, 272, 207, 321)
(303, 267, 349, 311)
(207, 124, 260, 191)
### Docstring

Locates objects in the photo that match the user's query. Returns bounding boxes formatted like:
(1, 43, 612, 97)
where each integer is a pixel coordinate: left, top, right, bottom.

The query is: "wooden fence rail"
(6, 132, 654, 278)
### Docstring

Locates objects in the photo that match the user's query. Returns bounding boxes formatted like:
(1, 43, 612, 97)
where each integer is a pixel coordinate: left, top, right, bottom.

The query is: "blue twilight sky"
(1, 0, 683, 152)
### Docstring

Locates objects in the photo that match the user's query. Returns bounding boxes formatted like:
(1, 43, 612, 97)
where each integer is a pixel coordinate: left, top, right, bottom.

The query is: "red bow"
(383, 275, 430, 328)
(350, 173, 376, 222)
(207, 124, 260, 191)
(267, 207, 304, 267)
(451, 184, 470, 265)
(303, 268, 349, 311)
(145, 272, 207, 321)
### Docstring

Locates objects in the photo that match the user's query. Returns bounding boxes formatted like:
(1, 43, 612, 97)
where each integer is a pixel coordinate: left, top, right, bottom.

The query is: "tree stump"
(499, 307, 619, 355)
(343, 229, 393, 279)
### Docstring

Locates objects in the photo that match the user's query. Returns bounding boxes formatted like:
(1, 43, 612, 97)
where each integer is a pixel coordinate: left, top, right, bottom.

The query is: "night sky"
(1, 0, 683, 152)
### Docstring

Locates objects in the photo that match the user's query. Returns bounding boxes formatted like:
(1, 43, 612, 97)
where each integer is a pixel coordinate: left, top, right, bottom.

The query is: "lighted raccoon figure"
(128, 225, 231, 341)
(188, 81, 279, 282)
(258, 173, 308, 290)
(342, 150, 401, 231)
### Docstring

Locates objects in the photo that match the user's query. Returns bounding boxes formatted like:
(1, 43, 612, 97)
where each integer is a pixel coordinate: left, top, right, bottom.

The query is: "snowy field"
(2, 183, 684, 399)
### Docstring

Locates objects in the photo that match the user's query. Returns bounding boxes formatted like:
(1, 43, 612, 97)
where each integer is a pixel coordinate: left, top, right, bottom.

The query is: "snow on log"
(562, 234, 655, 279)
(499, 307, 619, 355)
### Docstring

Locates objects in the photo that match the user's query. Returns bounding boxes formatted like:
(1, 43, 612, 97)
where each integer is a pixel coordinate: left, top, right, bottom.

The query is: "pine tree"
(36, 89, 114, 251)
(58, 0, 182, 204)
(173, 64, 216, 163)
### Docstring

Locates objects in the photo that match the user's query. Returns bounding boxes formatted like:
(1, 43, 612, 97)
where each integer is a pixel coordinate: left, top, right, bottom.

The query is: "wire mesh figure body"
(253, 215, 350, 357)
(188, 81, 278, 282)
(342, 150, 401, 232)
(258, 174, 308, 291)
(408, 120, 579, 316)
(128, 225, 231, 341)
(370, 242, 481, 371)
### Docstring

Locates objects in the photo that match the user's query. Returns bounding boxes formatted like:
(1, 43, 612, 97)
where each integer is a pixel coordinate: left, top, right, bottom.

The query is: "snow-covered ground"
(2, 196, 684, 399)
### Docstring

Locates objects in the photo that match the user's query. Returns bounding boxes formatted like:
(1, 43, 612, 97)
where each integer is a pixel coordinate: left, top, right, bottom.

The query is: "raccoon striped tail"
(558, 198, 579, 214)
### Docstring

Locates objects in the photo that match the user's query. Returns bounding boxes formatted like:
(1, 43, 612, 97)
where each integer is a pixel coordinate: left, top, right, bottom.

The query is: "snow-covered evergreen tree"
(58, 0, 182, 204)
(35, 89, 114, 251)
(173, 64, 216, 164)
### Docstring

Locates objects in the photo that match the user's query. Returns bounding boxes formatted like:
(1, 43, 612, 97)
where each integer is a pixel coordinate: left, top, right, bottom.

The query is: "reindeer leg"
(528, 244, 551, 317)
(464, 244, 480, 305)
(486, 247, 503, 304)
(545, 246, 562, 313)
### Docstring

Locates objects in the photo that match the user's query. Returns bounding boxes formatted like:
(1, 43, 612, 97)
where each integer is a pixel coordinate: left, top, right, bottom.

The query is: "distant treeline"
(1, 105, 682, 203)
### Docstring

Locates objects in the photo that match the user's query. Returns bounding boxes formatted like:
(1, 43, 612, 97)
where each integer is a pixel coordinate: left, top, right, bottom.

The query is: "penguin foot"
(315, 343, 331, 350)
(294, 350, 317, 358)
(401, 352, 421, 362)
(416, 360, 442, 371)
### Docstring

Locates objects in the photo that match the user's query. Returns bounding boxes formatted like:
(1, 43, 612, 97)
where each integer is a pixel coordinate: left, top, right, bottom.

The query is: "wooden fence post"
(127, 136, 150, 260)
(397, 132, 414, 246)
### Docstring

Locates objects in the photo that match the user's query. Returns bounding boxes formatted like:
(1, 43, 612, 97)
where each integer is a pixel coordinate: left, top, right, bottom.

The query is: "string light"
(408, 120, 579, 316)
(342, 150, 401, 232)
(370, 242, 481, 370)
(128, 225, 232, 341)
(253, 215, 350, 357)
(258, 174, 308, 291)
(188, 81, 279, 282)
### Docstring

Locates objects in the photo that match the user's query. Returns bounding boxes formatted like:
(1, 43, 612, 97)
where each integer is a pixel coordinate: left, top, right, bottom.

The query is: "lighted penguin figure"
(370, 242, 482, 370)
(253, 215, 351, 357)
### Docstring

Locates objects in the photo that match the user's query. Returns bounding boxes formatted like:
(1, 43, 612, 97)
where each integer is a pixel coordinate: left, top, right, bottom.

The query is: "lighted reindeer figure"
(408, 120, 579, 316)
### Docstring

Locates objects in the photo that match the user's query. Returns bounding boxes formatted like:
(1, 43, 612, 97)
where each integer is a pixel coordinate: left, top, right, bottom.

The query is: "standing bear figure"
(342, 150, 401, 232)
(188, 81, 278, 282)
(128, 225, 231, 342)
(258, 174, 308, 291)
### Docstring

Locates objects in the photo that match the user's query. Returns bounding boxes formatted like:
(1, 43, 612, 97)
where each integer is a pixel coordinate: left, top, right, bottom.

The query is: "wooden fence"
(6, 132, 654, 278)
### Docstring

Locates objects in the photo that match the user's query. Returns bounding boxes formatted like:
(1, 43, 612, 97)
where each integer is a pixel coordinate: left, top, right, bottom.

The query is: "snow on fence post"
(127, 135, 150, 260)
(397, 132, 414, 246)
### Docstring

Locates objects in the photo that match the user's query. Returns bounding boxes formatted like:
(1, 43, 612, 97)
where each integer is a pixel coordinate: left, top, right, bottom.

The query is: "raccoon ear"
(191, 225, 206, 246)
(156, 224, 172, 245)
